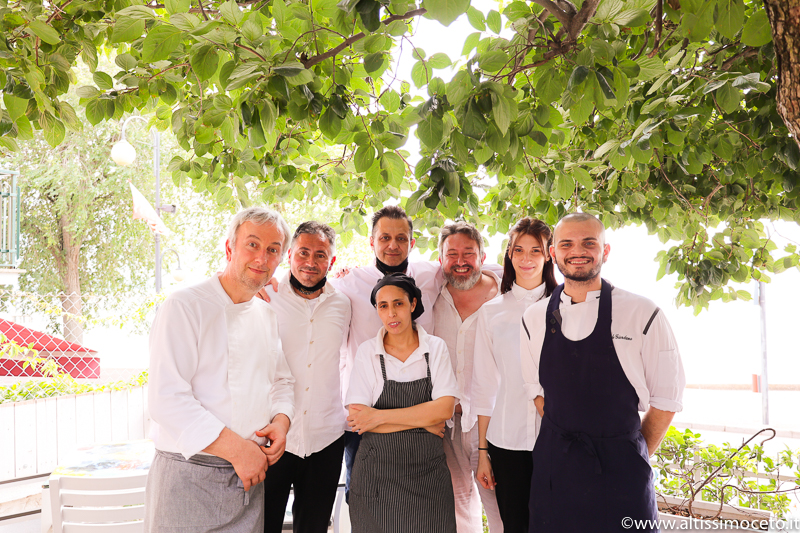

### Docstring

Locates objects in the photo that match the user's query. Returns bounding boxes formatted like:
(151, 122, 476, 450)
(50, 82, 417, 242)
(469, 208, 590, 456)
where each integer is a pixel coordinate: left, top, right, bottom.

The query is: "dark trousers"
(263, 436, 345, 533)
(488, 440, 533, 533)
(343, 431, 361, 503)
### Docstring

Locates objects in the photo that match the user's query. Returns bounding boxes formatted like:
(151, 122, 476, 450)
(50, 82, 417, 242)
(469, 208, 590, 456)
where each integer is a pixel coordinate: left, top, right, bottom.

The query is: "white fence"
(0, 386, 149, 482)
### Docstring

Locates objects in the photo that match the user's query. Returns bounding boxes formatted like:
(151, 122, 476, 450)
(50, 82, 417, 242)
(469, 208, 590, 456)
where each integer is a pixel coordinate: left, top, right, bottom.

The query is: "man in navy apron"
(519, 213, 685, 533)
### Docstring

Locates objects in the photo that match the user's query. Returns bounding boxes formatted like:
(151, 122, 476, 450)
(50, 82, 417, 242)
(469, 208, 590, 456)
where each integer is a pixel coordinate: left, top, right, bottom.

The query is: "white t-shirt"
(345, 326, 460, 408)
(472, 282, 547, 451)
(520, 283, 685, 413)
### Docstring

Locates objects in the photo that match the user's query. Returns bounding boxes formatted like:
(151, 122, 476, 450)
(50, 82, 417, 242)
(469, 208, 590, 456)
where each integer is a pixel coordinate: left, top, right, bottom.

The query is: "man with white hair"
(433, 221, 503, 533)
(145, 207, 295, 533)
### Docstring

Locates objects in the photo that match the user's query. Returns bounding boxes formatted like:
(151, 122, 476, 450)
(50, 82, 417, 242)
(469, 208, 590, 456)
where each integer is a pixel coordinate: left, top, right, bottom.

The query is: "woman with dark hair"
(471, 217, 556, 533)
(345, 273, 458, 533)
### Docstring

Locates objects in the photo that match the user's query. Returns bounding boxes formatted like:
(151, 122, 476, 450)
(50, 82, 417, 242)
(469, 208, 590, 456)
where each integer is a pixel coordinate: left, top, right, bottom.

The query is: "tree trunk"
(764, 0, 800, 149)
(60, 212, 83, 345)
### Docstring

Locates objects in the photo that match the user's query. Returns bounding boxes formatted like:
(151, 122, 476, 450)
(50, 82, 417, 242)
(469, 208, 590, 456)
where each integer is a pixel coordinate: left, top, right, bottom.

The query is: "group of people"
(144, 204, 686, 533)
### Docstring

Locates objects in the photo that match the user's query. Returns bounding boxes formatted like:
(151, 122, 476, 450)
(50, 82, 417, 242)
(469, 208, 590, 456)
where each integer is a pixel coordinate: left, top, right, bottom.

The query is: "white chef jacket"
(266, 274, 351, 458)
(472, 282, 546, 451)
(520, 283, 685, 413)
(148, 275, 295, 459)
(345, 326, 460, 407)
(331, 261, 443, 402)
(432, 269, 502, 432)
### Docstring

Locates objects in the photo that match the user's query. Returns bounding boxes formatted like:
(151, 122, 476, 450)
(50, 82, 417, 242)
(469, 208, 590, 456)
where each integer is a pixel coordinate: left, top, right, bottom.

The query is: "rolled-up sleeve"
(345, 343, 377, 408)
(520, 307, 545, 402)
(471, 309, 499, 417)
(269, 339, 295, 422)
(642, 311, 685, 413)
(148, 299, 226, 459)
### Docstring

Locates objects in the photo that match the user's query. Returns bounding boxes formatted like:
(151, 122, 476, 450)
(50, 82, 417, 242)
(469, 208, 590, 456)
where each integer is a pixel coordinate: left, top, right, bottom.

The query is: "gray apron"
(144, 451, 264, 533)
(349, 352, 456, 533)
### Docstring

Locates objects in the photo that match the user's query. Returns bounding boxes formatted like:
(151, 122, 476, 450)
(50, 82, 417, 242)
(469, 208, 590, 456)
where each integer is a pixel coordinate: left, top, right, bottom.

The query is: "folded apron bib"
(349, 352, 456, 533)
(529, 280, 658, 533)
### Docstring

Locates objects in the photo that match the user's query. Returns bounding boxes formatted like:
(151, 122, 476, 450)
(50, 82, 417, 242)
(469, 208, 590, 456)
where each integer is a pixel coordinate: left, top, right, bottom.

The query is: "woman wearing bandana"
(345, 273, 459, 533)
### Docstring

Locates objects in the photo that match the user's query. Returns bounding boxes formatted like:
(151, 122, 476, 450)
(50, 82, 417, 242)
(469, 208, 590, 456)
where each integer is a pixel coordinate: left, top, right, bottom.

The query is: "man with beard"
(145, 207, 295, 533)
(433, 222, 503, 533)
(520, 213, 685, 533)
(262, 221, 351, 533)
(332, 205, 443, 500)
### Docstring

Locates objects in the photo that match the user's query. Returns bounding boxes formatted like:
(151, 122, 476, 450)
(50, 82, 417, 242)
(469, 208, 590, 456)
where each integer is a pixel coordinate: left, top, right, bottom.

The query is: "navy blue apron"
(528, 280, 658, 533)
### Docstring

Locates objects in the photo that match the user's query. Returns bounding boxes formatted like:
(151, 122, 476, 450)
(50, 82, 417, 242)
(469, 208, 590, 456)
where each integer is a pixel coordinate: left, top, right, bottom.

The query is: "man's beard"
(444, 266, 482, 291)
(556, 257, 602, 283)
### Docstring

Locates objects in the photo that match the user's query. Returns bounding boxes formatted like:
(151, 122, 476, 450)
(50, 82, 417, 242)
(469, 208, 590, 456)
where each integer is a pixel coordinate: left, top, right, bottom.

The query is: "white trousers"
(443, 413, 504, 533)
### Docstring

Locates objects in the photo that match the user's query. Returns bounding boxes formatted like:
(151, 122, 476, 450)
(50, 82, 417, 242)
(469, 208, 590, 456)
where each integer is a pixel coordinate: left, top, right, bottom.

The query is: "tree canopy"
(1, 0, 799, 311)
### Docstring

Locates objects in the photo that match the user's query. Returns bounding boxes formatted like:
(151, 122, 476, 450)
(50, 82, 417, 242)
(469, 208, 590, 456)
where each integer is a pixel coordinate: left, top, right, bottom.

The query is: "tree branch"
(567, 0, 600, 41)
(721, 48, 758, 70)
(302, 8, 426, 69)
(528, 0, 574, 28)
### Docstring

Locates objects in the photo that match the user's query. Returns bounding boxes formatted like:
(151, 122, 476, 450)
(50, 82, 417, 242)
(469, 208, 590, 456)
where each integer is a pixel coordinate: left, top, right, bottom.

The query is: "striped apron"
(349, 353, 457, 533)
(144, 451, 264, 533)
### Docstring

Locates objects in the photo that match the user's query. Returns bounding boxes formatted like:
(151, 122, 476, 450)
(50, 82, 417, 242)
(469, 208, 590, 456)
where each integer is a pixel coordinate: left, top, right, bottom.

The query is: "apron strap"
(378, 353, 388, 381)
(423, 352, 431, 379)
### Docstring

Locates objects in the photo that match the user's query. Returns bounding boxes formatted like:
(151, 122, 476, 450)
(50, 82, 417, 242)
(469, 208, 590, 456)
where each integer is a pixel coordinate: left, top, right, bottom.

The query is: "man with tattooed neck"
(332, 205, 444, 501)
(262, 221, 351, 533)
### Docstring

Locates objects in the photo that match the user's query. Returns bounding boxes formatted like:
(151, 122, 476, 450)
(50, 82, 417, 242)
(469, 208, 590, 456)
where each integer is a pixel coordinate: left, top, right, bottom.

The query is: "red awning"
(0, 318, 97, 353)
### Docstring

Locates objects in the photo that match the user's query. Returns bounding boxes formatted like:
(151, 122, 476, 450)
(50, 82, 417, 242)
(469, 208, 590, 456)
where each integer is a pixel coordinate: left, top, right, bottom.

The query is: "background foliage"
(0, 0, 799, 310)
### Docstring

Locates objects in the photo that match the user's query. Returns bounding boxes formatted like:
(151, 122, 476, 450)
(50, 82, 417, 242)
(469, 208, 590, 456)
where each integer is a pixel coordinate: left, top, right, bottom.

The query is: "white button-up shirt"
(331, 261, 444, 402)
(148, 276, 295, 459)
(432, 269, 502, 432)
(345, 326, 460, 407)
(520, 284, 685, 413)
(472, 282, 546, 451)
(266, 274, 351, 458)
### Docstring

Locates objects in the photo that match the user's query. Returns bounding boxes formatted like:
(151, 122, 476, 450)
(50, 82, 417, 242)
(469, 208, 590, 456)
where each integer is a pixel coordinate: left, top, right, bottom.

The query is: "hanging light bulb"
(111, 139, 137, 166)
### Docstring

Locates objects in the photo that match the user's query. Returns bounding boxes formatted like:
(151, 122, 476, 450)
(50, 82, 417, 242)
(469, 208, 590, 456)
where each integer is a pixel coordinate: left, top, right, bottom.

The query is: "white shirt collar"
(560, 288, 603, 305)
(372, 325, 433, 360)
(511, 281, 547, 302)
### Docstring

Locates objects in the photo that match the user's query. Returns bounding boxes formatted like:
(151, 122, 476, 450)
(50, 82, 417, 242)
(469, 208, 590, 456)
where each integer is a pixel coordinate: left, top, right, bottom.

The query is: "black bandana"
(289, 272, 327, 295)
(375, 257, 409, 275)
(370, 272, 424, 321)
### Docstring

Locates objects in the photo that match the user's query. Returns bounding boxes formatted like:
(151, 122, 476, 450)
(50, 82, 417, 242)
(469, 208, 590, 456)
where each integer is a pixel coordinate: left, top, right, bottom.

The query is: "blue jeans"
(343, 431, 362, 504)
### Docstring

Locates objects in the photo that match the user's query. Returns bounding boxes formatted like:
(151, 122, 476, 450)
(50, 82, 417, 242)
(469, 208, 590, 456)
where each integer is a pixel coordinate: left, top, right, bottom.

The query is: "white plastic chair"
(49, 472, 148, 533)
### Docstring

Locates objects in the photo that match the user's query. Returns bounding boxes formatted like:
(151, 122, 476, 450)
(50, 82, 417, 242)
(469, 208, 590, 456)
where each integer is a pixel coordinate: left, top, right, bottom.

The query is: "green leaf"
(381, 152, 406, 185)
(425, 0, 469, 26)
(595, 70, 615, 100)
(117, 5, 156, 19)
(220, 0, 245, 25)
(716, 83, 741, 114)
(418, 114, 444, 148)
(466, 6, 485, 30)
(85, 99, 106, 125)
(568, 66, 590, 90)
(572, 167, 594, 189)
(242, 19, 263, 41)
(486, 10, 501, 33)
(166, 0, 191, 14)
(491, 92, 515, 136)
(380, 90, 401, 112)
(635, 57, 666, 81)
(142, 25, 184, 62)
(355, 145, 376, 173)
(319, 108, 342, 139)
(364, 53, 385, 74)
(93, 71, 114, 91)
(111, 16, 146, 43)
(191, 45, 220, 81)
(115, 53, 138, 71)
(742, 9, 772, 47)
(478, 50, 508, 72)
(715, 0, 744, 40)
(3, 94, 27, 121)
(171, 13, 200, 30)
(40, 113, 66, 147)
(614, 8, 649, 26)
(536, 69, 563, 104)
(462, 31, 481, 56)
(428, 53, 452, 69)
(28, 20, 61, 45)
(462, 100, 488, 140)
(555, 173, 575, 200)
(411, 61, 432, 88)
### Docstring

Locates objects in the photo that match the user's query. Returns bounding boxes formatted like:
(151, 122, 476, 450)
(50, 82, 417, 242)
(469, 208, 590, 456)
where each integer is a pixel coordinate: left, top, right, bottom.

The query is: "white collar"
(510, 281, 547, 302)
(373, 325, 432, 361)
